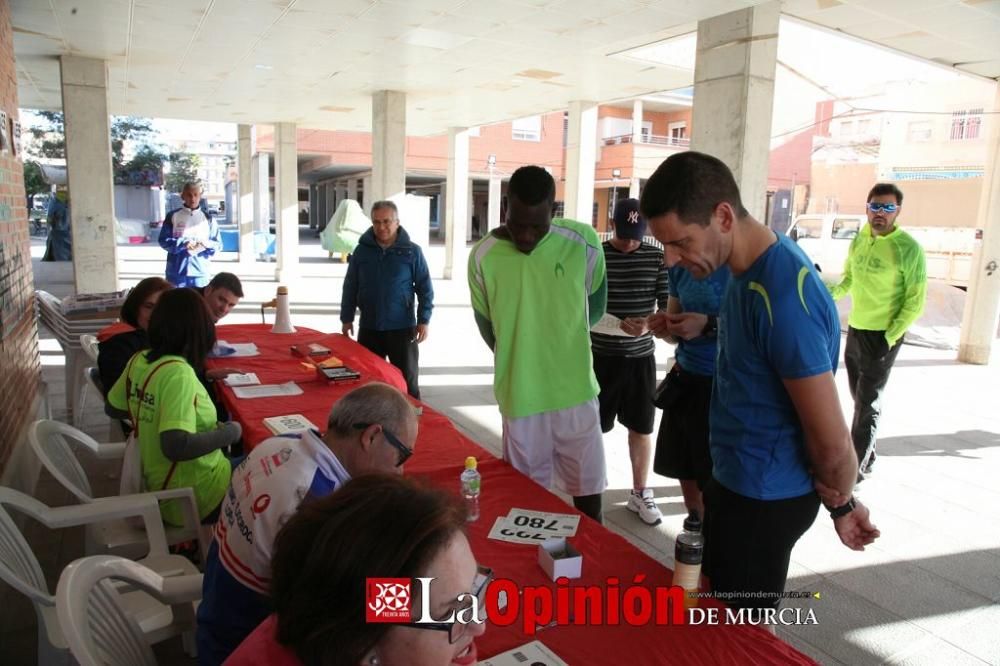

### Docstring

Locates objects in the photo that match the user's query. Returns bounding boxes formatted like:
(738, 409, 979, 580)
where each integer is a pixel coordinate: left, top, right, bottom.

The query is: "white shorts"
(501, 398, 607, 497)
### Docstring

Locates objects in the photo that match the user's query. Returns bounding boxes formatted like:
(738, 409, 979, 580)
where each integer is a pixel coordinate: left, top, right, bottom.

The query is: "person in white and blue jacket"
(340, 200, 434, 399)
(159, 182, 220, 287)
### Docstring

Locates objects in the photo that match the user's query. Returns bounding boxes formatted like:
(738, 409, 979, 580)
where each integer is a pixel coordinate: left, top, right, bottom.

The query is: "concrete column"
(958, 83, 1000, 364)
(438, 184, 446, 234)
(632, 99, 644, 144)
(564, 100, 598, 224)
(347, 178, 358, 202)
(371, 91, 406, 206)
(362, 175, 372, 211)
(237, 124, 254, 262)
(253, 152, 270, 234)
(629, 177, 641, 200)
(444, 127, 470, 280)
(467, 178, 475, 243)
(691, 2, 780, 222)
(487, 172, 502, 231)
(308, 184, 318, 229)
(59, 56, 118, 293)
(324, 183, 336, 228)
(274, 122, 298, 282)
(315, 183, 327, 232)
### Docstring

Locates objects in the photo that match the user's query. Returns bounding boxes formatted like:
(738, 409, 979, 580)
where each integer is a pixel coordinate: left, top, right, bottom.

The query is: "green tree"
(22, 160, 48, 209)
(110, 117, 155, 173)
(26, 111, 66, 160)
(166, 152, 201, 193)
(23, 111, 157, 175)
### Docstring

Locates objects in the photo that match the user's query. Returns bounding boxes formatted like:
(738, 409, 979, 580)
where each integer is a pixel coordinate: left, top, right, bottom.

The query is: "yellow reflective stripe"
(797, 266, 811, 315)
(749, 281, 773, 326)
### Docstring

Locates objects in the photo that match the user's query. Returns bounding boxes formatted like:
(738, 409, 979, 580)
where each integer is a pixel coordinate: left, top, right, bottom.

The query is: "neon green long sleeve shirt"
(829, 224, 927, 346)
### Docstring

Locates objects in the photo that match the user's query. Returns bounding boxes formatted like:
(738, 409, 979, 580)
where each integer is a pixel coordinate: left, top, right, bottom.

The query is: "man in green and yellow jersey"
(829, 183, 927, 478)
(468, 166, 608, 522)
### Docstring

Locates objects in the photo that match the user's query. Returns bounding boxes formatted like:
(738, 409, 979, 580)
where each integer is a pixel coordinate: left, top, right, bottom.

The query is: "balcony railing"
(601, 134, 690, 148)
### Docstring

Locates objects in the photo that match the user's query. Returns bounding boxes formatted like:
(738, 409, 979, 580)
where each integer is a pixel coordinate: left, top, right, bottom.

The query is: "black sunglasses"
(353, 423, 413, 467)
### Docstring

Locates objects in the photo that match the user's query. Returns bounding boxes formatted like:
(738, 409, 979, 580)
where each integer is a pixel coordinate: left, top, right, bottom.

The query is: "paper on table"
(487, 508, 580, 545)
(477, 640, 569, 666)
(223, 373, 260, 387)
(212, 340, 260, 357)
(231, 382, 302, 399)
(590, 313, 632, 337)
(488, 517, 549, 545)
(227, 342, 260, 357)
(505, 508, 580, 537)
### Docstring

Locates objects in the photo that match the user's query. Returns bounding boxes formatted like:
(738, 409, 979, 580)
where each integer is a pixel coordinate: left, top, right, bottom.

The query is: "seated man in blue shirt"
(642, 151, 879, 619)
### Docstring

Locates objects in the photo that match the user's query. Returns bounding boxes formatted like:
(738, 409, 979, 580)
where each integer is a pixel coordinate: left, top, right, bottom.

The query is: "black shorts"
(593, 353, 656, 435)
(652, 365, 713, 485)
(702, 478, 820, 612)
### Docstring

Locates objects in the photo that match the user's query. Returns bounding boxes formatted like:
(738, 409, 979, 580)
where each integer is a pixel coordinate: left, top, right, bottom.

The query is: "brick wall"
(0, 0, 41, 476)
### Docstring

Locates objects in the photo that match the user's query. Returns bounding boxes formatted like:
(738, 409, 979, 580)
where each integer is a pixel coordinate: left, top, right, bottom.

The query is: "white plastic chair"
(77, 336, 101, 423)
(0, 488, 201, 665)
(57, 555, 203, 666)
(28, 419, 208, 562)
(73, 367, 126, 440)
(75, 366, 103, 430)
(80, 333, 100, 364)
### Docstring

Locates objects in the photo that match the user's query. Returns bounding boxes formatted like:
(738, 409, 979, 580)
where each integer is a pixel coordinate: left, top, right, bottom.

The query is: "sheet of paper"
(487, 509, 579, 545)
(590, 313, 632, 337)
(231, 382, 302, 399)
(209, 341, 237, 357)
(478, 641, 568, 666)
(223, 372, 260, 387)
(227, 342, 260, 357)
(487, 516, 551, 545)
(504, 508, 580, 538)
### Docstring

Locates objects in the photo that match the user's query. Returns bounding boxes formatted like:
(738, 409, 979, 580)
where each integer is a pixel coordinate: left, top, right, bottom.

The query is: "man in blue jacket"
(340, 200, 433, 398)
(159, 182, 219, 287)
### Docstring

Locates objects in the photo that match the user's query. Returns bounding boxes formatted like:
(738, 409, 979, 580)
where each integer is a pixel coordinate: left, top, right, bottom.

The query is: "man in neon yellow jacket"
(829, 183, 926, 479)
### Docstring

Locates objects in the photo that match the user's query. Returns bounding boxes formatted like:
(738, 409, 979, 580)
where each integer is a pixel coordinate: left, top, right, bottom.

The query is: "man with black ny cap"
(591, 199, 670, 525)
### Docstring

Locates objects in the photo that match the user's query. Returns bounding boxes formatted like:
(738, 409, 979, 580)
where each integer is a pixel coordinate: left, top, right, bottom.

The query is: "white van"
(787, 214, 865, 278)
(786, 214, 975, 288)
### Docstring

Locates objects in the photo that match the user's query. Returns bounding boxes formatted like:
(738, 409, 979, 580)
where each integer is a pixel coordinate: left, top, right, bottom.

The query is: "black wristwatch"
(828, 496, 856, 519)
(701, 315, 718, 338)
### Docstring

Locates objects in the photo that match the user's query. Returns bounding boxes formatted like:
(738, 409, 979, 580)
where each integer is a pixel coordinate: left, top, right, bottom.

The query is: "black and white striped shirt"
(591, 240, 669, 358)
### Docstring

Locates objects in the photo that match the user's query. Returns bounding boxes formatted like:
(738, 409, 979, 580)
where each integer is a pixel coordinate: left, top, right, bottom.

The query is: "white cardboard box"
(537, 538, 582, 580)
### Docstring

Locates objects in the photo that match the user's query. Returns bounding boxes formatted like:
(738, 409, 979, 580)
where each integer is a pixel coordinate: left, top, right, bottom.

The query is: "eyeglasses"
(396, 566, 493, 644)
(867, 202, 899, 214)
(353, 423, 413, 467)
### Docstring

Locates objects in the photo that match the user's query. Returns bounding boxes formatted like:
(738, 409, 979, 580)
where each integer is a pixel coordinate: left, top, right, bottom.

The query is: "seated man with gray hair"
(195, 382, 419, 666)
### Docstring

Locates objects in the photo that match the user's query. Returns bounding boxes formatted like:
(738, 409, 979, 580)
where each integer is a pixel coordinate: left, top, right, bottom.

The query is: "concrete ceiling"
(11, 0, 1000, 136)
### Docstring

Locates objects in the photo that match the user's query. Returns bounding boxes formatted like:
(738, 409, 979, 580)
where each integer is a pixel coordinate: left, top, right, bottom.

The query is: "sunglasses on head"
(867, 202, 899, 214)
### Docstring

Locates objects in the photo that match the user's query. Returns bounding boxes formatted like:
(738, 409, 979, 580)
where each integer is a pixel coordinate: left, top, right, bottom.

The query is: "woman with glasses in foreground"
(225, 474, 488, 666)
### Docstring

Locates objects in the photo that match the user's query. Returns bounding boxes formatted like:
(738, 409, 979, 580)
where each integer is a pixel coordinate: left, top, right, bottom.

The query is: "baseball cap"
(612, 198, 646, 241)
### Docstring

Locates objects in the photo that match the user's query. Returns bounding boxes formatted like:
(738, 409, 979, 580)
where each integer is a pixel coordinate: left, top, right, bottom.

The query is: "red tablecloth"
(209, 324, 815, 665)
(418, 459, 815, 665)
(208, 325, 409, 447)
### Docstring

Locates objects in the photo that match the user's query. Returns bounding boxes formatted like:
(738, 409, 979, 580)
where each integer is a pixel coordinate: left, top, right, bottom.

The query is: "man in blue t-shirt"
(647, 265, 728, 522)
(641, 151, 879, 617)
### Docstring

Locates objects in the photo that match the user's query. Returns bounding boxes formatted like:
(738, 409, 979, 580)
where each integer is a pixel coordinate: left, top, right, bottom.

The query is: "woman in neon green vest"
(109, 288, 242, 526)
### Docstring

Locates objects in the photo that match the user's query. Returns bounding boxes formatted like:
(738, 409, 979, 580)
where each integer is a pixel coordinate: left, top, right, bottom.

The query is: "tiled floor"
(3, 231, 998, 665)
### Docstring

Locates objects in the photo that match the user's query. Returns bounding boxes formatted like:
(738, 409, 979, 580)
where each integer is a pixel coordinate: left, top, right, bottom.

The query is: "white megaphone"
(264, 285, 296, 334)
